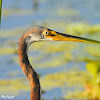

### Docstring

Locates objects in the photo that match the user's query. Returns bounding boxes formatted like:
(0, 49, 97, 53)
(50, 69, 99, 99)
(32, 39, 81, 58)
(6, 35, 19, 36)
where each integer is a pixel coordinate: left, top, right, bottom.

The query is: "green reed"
(0, 0, 2, 27)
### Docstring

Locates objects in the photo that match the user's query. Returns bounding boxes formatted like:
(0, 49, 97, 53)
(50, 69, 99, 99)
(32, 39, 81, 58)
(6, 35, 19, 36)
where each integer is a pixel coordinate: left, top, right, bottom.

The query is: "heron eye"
(28, 35, 31, 38)
(43, 31, 49, 36)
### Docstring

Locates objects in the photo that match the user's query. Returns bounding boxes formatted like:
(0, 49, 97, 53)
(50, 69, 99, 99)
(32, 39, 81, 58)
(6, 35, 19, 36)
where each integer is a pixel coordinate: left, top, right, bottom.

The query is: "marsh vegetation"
(1, 0, 100, 99)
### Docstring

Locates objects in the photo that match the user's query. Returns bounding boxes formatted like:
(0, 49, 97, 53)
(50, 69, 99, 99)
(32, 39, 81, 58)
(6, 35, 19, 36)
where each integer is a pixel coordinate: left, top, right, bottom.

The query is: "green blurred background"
(0, 0, 100, 99)
(0, 0, 2, 26)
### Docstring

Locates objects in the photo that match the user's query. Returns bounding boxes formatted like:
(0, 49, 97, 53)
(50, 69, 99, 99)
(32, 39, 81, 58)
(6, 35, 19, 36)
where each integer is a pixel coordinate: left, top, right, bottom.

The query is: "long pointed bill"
(46, 30, 100, 44)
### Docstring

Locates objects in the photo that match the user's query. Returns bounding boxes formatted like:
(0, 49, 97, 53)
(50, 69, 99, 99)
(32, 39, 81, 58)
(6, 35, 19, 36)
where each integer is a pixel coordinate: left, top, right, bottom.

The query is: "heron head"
(18, 26, 100, 46)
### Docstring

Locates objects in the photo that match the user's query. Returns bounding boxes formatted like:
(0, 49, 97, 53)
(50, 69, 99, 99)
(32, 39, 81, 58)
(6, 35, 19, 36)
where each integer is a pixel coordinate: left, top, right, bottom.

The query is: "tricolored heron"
(18, 26, 100, 100)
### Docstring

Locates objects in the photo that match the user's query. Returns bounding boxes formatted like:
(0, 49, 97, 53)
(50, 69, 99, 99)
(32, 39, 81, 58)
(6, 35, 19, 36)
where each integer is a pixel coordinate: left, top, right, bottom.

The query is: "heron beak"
(46, 30, 100, 44)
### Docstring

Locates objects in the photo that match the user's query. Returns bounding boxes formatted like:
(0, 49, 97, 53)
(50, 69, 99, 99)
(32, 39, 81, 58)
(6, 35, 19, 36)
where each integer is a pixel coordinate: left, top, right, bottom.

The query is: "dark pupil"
(46, 32, 48, 34)
(28, 36, 31, 38)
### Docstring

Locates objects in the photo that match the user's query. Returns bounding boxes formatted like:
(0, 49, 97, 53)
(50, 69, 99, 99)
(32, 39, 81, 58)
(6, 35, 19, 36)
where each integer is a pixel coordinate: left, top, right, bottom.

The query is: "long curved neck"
(18, 41, 41, 100)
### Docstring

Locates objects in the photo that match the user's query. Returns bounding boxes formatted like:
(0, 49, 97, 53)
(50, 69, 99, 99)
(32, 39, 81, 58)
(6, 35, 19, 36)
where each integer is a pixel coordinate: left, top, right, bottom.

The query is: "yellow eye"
(42, 30, 49, 36)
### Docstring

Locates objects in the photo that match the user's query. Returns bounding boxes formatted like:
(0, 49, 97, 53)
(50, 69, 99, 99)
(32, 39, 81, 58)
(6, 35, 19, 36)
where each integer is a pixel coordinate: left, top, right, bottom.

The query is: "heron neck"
(18, 41, 41, 100)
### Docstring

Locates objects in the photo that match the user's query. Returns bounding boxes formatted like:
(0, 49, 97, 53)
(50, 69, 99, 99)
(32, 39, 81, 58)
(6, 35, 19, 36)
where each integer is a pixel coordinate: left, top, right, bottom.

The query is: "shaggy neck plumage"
(18, 41, 41, 100)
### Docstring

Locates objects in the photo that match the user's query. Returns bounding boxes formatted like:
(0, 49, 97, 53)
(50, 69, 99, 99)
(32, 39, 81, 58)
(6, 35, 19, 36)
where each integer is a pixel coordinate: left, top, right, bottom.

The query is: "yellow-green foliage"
(41, 71, 91, 99)
(0, 71, 89, 96)
(2, 9, 33, 17)
(85, 62, 100, 99)
(29, 42, 74, 68)
(83, 84, 100, 100)
(0, 78, 30, 95)
(86, 45, 100, 57)
(1, 23, 100, 37)
(41, 42, 75, 54)
(37, 56, 66, 68)
(64, 84, 100, 100)
(0, 23, 100, 99)
(58, 8, 79, 16)
(65, 23, 100, 35)
(29, 42, 45, 51)
(40, 71, 90, 90)
(86, 62, 100, 78)
(0, 0, 2, 25)
(35, 52, 73, 68)
(0, 71, 99, 99)
(0, 48, 17, 55)
(0, 27, 25, 37)
(29, 41, 74, 54)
